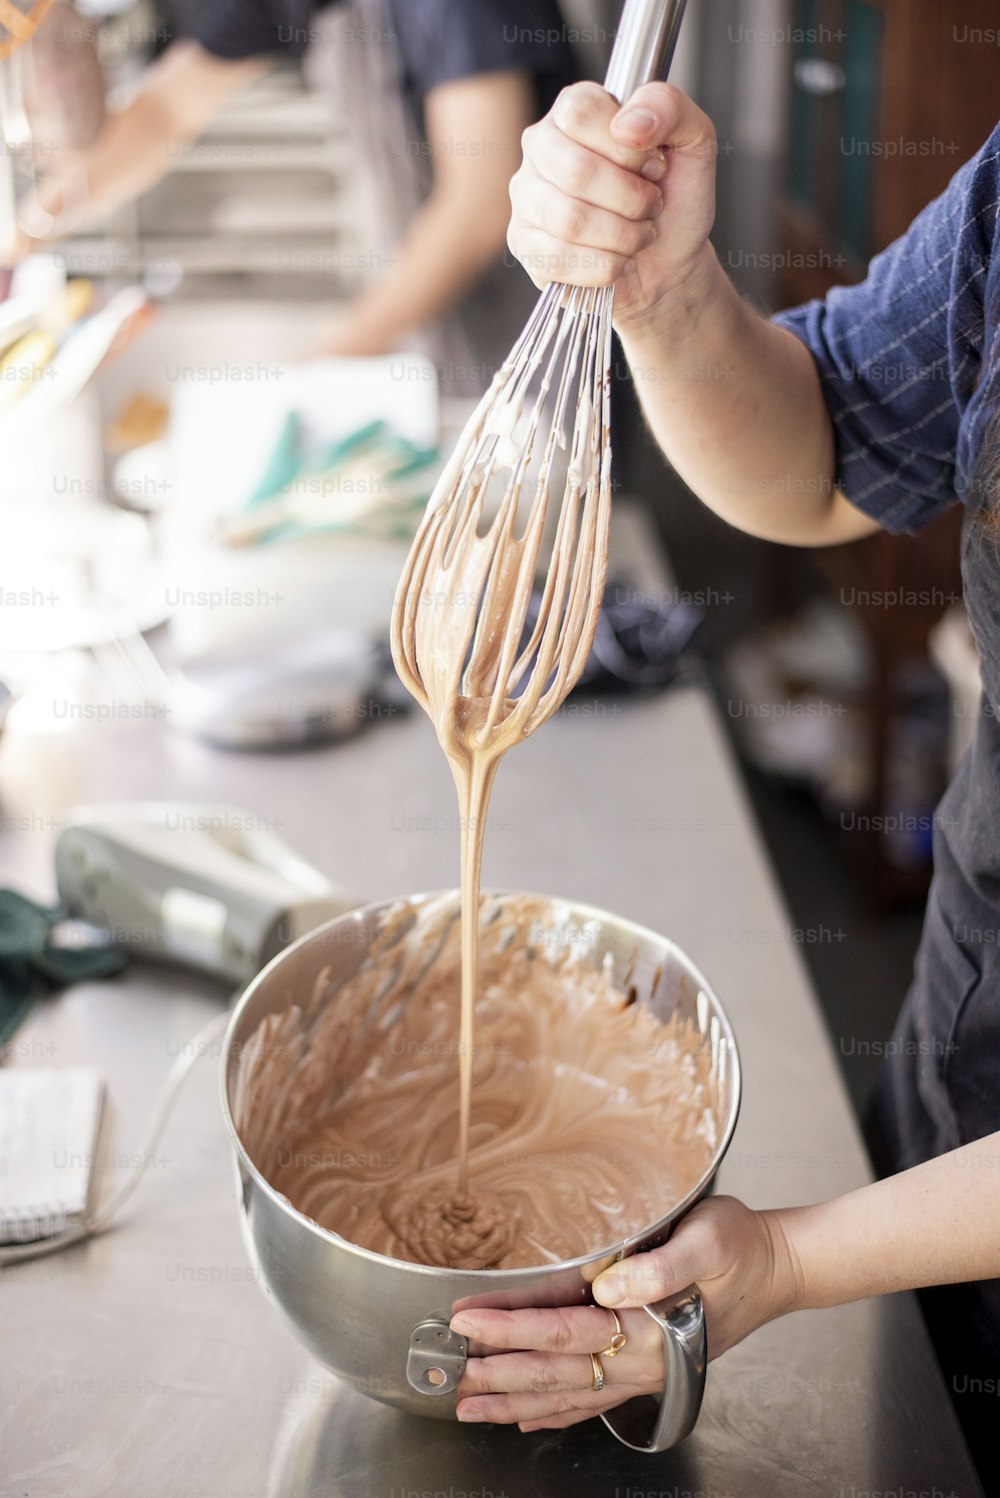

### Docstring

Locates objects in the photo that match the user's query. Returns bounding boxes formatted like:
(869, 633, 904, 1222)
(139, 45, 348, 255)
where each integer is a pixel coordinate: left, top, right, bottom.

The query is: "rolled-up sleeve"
(773, 127, 1000, 535)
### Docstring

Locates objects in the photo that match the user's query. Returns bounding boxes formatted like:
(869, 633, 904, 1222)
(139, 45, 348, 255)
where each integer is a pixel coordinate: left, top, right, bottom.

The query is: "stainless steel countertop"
(0, 509, 981, 1497)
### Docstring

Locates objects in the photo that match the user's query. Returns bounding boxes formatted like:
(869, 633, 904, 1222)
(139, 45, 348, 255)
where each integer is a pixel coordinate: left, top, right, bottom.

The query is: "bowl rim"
(220, 886, 742, 1279)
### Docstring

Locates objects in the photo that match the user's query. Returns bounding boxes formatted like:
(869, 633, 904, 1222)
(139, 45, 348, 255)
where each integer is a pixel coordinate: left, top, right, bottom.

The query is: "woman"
(450, 80, 1000, 1483)
(5, 0, 575, 391)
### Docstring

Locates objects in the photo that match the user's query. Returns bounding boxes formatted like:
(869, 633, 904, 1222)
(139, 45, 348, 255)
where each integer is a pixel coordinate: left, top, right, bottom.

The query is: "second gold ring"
(600, 1307, 628, 1357)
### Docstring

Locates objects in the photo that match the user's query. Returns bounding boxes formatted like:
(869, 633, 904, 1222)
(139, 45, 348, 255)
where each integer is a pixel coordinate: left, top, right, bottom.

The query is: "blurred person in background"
(446, 79, 1000, 1487)
(4, 0, 576, 391)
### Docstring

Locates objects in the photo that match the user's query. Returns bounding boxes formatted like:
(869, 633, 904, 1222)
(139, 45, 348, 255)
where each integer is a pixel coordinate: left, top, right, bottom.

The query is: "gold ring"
(589, 1351, 605, 1393)
(600, 1307, 627, 1357)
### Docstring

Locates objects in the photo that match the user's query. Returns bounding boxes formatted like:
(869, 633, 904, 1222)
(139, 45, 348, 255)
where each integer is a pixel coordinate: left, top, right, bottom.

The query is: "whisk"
(391, 0, 690, 761)
(391, 0, 690, 1197)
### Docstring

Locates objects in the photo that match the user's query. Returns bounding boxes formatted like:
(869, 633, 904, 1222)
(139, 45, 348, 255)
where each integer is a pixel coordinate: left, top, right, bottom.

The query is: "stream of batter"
(386, 359, 615, 1261)
(236, 368, 721, 1268)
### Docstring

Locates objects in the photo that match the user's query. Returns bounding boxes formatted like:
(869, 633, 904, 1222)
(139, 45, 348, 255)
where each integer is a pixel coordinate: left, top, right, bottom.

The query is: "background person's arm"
(321, 69, 534, 357)
(8, 42, 268, 257)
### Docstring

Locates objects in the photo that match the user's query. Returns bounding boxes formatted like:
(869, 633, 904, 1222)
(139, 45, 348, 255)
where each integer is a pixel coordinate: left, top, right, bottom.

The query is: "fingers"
(520, 102, 663, 222)
(519, 1407, 596, 1433)
(457, 1383, 648, 1426)
(593, 1198, 734, 1308)
(508, 226, 634, 290)
(509, 80, 716, 295)
(453, 1303, 666, 1428)
(611, 81, 717, 157)
(459, 1350, 599, 1397)
(509, 133, 659, 286)
(513, 167, 660, 258)
(539, 79, 715, 167)
(511, 81, 664, 290)
(451, 1303, 626, 1355)
(550, 81, 653, 170)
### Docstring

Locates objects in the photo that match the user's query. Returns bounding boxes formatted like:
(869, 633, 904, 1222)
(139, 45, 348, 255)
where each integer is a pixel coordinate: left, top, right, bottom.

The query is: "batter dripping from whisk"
(234, 289, 719, 1270)
(388, 286, 615, 1263)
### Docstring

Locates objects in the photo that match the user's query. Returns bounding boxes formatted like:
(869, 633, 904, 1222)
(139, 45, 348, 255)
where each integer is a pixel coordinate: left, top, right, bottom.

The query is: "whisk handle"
(604, 0, 690, 102)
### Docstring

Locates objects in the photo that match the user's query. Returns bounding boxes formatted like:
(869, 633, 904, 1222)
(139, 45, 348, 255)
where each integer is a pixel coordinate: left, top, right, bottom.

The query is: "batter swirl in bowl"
(234, 894, 721, 1270)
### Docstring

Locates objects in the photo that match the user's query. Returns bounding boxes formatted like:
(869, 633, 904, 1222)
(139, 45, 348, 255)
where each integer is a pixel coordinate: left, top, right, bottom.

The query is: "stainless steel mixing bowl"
(221, 890, 741, 1453)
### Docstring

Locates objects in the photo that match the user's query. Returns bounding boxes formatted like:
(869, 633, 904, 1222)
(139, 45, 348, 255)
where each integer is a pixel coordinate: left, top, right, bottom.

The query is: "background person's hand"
(451, 1197, 802, 1432)
(507, 80, 718, 332)
(0, 221, 36, 270)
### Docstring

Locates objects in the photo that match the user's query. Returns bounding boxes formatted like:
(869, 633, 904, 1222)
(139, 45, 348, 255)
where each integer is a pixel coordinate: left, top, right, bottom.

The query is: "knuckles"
(626, 1249, 674, 1302)
(624, 220, 655, 257)
(519, 121, 540, 159)
(554, 196, 589, 244)
(526, 1361, 561, 1394)
(691, 1217, 722, 1260)
(552, 81, 611, 137)
(593, 252, 628, 288)
(560, 150, 598, 200)
(543, 1309, 579, 1353)
(689, 1207, 730, 1271)
(623, 181, 661, 222)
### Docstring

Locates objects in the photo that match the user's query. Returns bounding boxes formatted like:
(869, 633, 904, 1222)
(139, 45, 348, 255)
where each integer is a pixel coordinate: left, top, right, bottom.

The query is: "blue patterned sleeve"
(772, 126, 1000, 534)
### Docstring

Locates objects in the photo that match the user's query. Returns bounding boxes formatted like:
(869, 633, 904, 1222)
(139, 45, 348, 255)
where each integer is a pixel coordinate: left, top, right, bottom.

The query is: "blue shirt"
(772, 123, 1000, 1155)
(774, 124, 1000, 1465)
(773, 123, 1000, 537)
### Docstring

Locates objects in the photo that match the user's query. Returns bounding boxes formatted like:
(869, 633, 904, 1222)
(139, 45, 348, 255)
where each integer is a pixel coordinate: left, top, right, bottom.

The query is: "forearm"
(326, 69, 530, 358)
(327, 188, 506, 356)
(41, 99, 184, 233)
(23, 43, 265, 245)
(774, 1130, 1000, 1310)
(618, 247, 876, 547)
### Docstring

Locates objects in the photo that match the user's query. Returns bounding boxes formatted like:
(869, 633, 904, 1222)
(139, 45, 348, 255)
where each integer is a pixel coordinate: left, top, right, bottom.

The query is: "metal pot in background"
(221, 890, 740, 1454)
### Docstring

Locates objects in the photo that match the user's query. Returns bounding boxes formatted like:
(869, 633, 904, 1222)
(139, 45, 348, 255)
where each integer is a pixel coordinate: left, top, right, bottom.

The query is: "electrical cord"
(0, 1007, 231, 1267)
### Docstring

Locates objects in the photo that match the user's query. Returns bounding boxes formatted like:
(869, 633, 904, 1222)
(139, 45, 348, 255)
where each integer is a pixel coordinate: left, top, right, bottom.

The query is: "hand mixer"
(392, 0, 690, 1204)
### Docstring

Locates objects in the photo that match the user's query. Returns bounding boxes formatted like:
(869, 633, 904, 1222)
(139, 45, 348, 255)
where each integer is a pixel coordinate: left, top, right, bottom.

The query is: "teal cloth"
(0, 890, 126, 1049)
(244, 410, 303, 507)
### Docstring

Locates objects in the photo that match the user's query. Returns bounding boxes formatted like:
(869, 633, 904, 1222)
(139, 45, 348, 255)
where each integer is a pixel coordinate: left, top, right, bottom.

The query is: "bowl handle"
(600, 1285, 706, 1453)
(406, 1317, 469, 1396)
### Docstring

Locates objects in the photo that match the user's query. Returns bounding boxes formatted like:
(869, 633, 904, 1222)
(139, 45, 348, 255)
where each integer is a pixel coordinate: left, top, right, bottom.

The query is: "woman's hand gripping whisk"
(508, 80, 719, 337)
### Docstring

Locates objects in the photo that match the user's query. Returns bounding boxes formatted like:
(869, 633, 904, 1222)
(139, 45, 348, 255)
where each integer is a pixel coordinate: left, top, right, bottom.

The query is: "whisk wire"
(507, 286, 614, 731)
(473, 292, 596, 727)
(392, 271, 615, 750)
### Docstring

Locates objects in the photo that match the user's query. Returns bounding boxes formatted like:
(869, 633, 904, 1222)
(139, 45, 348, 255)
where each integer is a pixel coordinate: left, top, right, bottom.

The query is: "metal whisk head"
(391, 281, 614, 762)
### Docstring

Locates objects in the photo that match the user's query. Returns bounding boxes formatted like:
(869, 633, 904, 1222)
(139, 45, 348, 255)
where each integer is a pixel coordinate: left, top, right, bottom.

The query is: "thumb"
(611, 82, 716, 156)
(593, 1200, 728, 1308)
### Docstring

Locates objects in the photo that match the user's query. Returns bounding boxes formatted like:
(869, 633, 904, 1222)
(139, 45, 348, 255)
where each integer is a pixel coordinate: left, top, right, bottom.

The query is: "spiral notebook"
(0, 1069, 105, 1243)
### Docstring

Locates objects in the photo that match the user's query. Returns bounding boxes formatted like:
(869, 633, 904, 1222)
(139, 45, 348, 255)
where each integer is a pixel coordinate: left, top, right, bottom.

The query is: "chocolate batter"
(388, 326, 612, 1257)
(234, 894, 720, 1269)
(237, 332, 715, 1269)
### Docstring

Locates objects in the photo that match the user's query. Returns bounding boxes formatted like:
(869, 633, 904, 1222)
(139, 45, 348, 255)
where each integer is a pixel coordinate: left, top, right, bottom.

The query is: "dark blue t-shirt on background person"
(184, 0, 576, 115)
(173, 0, 577, 393)
(775, 124, 1000, 1485)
